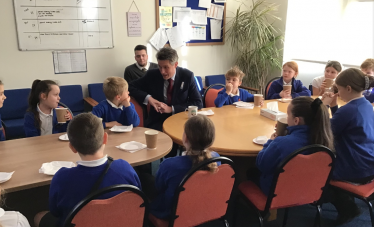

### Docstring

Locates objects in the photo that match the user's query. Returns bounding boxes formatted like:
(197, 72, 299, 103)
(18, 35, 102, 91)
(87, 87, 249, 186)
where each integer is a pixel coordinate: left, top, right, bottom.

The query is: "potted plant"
(226, 0, 284, 94)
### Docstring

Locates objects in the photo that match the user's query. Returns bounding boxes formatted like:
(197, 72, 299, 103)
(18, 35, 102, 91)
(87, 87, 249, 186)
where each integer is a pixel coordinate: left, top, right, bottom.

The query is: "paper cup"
(145, 130, 158, 149)
(56, 108, 67, 123)
(186, 106, 198, 118)
(276, 117, 288, 136)
(324, 78, 334, 88)
(254, 94, 263, 106)
(283, 85, 292, 92)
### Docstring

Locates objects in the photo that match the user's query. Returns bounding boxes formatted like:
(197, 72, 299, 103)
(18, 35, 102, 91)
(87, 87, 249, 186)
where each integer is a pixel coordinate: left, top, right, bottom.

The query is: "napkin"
(233, 101, 254, 109)
(0, 171, 15, 183)
(110, 125, 133, 132)
(39, 161, 75, 175)
(267, 102, 279, 112)
(116, 141, 147, 153)
(197, 109, 214, 115)
(59, 134, 69, 141)
(256, 136, 268, 144)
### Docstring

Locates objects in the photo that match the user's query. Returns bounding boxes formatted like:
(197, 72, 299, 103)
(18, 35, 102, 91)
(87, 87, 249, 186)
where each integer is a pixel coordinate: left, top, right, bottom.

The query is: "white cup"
(185, 106, 198, 118)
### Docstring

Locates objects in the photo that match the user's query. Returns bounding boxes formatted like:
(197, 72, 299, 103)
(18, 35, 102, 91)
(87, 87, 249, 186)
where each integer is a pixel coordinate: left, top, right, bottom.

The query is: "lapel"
(172, 67, 181, 103)
(155, 70, 165, 101)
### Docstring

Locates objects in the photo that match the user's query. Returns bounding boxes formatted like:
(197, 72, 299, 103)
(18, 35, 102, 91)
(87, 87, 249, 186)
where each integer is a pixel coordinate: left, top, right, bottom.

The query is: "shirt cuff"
(143, 95, 151, 105)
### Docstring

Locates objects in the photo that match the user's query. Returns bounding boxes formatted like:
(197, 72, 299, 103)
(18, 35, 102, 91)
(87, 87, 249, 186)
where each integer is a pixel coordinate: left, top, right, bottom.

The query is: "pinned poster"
(173, 7, 191, 23)
(149, 28, 169, 50)
(161, 0, 187, 7)
(190, 25, 206, 40)
(210, 19, 221, 39)
(198, 0, 211, 8)
(166, 26, 185, 49)
(214, 0, 226, 2)
(191, 10, 207, 25)
(207, 3, 224, 20)
(127, 12, 141, 37)
(159, 6, 173, 28)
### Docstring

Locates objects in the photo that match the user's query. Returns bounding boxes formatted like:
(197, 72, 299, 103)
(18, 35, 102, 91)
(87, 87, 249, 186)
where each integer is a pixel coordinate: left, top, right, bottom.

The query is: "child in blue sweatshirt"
(323, 68, 374, 224)
(267, 61, 311, 100)
(256, 97, 333, 195)
(0, 80, 6, 141)
(361, 59, 374, 102)
(92, 77, 140, 128)
(24, 80, 72, 137)
(34, 113, 141, 227)
(214, 66, 262, 107)
(150, 115, 220, 219)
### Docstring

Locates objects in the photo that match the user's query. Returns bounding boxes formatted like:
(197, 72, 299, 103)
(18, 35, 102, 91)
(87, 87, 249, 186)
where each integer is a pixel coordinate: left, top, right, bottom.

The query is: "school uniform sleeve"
(364, 90, 374, 103)
(116, 159, 142, 190)
(214, 88, 230, 107)
(154, 161, 169, 193)
(91, 103, 106, 128)
(330, 105, 351, 138)
(291, 80, 311, 98)
(256, 138, 285, 174)
(24, 112, 40, 137)
(267, 83, 282, 100)
(242, 89, 254, 102)
(48, 172, 63, 218)
(122, 103, 140, 127)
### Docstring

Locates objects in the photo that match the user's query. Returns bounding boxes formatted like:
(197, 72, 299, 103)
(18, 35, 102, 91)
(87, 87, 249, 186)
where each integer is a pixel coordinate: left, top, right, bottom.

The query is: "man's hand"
(105, 121, 122, 128)
(158, 103, 172, 114)
(148, 97, 162, 112)
(226, 83, 233, 95)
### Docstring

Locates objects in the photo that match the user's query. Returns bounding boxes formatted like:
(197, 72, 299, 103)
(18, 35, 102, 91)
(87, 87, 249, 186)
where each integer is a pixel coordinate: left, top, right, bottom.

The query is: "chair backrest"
(130, 96, 144, 127)
(203, 84, 225, 108)
(1, 120, 5, 140)
(169, 157, 236, 227)
(59, 85, 84, 115)
(265, 77, 281, 100)
(194, 76, 204, 95)
(0, 88, 30, 120)
(64, 184, 148, 227)
(265, 145, 335, 211)
(205, 75, 226, 89)
(88, 83, 106, 103)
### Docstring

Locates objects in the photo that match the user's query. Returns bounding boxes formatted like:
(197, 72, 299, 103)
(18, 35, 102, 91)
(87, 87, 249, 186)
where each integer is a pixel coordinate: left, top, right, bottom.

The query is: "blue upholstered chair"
(0, 88, 30, 139)
(88, 83, 105, 103)
(205, 75, 226, 89)
(195, 76, 204, 96)
(59, 85, 84, 116)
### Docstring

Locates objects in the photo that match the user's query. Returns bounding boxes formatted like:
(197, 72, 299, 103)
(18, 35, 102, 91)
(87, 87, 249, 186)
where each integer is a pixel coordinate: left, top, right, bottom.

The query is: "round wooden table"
(0, 127, 172, 192)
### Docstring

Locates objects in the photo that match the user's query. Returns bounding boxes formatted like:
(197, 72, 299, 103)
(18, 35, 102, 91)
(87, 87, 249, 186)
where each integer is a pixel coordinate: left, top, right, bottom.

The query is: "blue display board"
(156, 0, 225, 46)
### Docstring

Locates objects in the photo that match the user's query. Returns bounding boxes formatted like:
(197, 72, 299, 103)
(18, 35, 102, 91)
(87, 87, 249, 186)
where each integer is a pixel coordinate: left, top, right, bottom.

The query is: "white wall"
(0, 0, 288, 94)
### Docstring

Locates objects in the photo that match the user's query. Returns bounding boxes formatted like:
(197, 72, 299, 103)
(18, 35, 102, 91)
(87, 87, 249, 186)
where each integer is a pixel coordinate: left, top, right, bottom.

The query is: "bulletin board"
(155, 0, 226, 46)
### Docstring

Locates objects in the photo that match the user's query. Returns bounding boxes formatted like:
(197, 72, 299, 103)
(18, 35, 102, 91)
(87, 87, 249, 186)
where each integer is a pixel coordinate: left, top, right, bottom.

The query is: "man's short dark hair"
(156, 47, 178, 64)
(67, 113, 104, 155)
(134, 45, 147, 53)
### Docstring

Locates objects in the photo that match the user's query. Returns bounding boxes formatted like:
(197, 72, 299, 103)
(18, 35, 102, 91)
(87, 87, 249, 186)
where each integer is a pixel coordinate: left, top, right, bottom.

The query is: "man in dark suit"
(129, 47, 202, 132)
(124, 45, 158, 82)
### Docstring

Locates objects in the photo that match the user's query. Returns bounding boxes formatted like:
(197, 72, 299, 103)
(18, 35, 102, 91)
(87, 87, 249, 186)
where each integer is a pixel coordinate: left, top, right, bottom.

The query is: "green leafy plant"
(226, 0, 284, 94)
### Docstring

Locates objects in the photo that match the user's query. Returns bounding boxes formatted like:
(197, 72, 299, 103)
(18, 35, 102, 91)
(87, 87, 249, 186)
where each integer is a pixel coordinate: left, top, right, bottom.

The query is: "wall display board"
(14, 0, 114, 51)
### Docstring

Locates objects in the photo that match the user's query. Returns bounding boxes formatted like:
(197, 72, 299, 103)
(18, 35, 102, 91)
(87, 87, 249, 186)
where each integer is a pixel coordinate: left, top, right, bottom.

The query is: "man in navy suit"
(129, 47, 203, 132)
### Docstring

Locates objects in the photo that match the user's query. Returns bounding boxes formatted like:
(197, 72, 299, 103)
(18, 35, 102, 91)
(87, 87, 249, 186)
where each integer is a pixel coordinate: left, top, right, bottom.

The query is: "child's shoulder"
(161, 156, 192, 169)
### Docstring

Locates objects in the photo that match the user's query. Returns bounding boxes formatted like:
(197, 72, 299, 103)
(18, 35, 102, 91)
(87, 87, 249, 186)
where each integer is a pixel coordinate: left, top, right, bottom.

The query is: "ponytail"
(27, 80, 58, 130)
(291, 97, 334, 151)
(184, 115, 218, 173)
(335, 68, 374, 92)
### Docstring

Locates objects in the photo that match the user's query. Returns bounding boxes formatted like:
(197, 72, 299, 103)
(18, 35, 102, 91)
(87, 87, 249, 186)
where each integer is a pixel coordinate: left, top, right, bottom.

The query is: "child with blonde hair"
(361, 58, 374, 102)
(267, 61, 311, 99)
(215, 66, 262, 107)
(92, 77, 140, 128)
(150, 115, 220, 219)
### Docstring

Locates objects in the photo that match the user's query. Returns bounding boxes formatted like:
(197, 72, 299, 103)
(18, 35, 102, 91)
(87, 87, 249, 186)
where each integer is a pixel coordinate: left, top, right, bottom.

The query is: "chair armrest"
(84, 97, 99, 107)
(239, 85, 259, 93)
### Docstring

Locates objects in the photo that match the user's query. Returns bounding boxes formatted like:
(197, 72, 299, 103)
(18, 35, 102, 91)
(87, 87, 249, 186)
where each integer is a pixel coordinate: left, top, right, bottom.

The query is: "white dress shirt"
(135, 62, 150, 71)
(76, 155, 108, 167)
(283, 80, 292, 85)
(229, 89, 240, 97)
(0, 208, 31, 227)
(37, 104, 53, 136)
(106, 99, 123, 110)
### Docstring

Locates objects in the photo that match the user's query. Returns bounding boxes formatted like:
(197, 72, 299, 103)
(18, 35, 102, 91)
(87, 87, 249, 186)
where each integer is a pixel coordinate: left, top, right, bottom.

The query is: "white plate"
(277, 98, 292, 103)
(0, 208, 4, 217)
(119, 141, 146, 152)
(59, 134, 69, 141)
(39, 161, 75, 176)
(252, 137, 268, 146)
(0, 171, 15, 184)
(197, 110, 214, 116)
(110, 125, 133, 132)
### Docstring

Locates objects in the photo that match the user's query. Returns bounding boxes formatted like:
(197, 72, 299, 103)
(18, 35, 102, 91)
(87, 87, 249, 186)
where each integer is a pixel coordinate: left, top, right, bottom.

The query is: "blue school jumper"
(0, 114, 5, 141)
(267, 77, 311, 100)
(214, 88, 254, 107)
(49, 158, 141, 227)
(330, 97, 374, 181)
(256, 125, 310, 195)
(91, 100, 140, 128)
(150, 152, 220, 219)
(364, 89, 374, 103)
(24, 110, 68, 137)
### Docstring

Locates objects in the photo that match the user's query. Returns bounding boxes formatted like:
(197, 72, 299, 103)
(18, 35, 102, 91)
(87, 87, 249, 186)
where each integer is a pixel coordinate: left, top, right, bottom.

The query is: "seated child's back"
(92, 77, 140, 128)
(48, 113, 141, 226)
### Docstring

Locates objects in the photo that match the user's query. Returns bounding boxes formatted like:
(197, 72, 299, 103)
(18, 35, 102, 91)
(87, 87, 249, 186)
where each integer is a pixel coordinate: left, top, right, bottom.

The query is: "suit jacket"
(129, 67, 202, 131)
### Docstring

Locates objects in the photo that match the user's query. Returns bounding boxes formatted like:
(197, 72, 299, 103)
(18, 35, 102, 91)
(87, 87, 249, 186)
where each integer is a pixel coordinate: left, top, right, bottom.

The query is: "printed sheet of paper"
(210, 19, 222, 39)
(199, 0, 211, 8)
(149, 28, 169, 50)
(53, 50, 87, 74)
(159, 6, 173, 28)
(207, 3, 224, 20)
(190, 25, 206, 40)
(214, 0, 226, 2)
(166, 26, 185, 49)
(191, 10, 207, 25)
(127, 12, 141, 37)
(173, 7, 191, 23)
(177, 22, 191, 42)
(161, 0, 187, 7)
